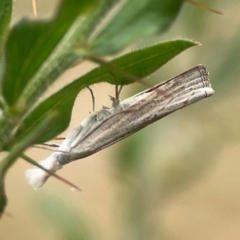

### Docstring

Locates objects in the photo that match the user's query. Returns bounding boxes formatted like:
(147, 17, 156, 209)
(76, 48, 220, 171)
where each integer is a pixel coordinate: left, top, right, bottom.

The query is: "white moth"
(26, 65, 214, 189)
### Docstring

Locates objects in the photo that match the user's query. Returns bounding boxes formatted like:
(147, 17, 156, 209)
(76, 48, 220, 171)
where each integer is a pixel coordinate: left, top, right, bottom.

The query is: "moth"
(26, 64, 214, 189)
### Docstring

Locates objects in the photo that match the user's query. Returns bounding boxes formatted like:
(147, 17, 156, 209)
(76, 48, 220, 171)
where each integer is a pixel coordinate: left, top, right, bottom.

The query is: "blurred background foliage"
(2, 0, 240, 240)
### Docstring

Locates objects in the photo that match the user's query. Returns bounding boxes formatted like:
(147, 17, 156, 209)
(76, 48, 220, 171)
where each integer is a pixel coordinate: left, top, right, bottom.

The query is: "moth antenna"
(41, 142, 60, 148)
(32, 145, 67, 152)
(55, 137, 65, 140)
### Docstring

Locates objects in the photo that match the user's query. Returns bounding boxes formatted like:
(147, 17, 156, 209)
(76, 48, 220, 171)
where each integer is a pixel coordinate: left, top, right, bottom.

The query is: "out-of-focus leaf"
(15, 39, 197, 144)
(78, 0, 119, 40)
(90, 0, 184, 54)
(37, 194, 95, 240)
(0, 0, 12, 78)
(1, 0, 97, 107)
(213, 33, 240, 92)
(0, 0, 12, 52)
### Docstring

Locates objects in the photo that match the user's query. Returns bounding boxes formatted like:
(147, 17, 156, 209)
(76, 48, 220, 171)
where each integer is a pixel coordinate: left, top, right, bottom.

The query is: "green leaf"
(15, 39, 197, 144)
(1, 0, 97, 107)
(90, 0, 184, 54)
(0, 0, 12, 78)
(76, 0, 119, 40)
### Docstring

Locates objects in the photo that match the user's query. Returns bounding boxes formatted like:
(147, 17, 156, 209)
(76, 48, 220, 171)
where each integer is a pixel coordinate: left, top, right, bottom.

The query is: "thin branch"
(32, 0, 38, 18)
(186, 0, 223, 15)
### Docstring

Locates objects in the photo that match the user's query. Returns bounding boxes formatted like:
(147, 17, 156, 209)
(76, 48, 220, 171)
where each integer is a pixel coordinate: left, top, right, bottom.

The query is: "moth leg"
(96, 108, 112, 121)
(109, 72, 124, 111)
(102, 105, 110, 110)
(87, 86, 95, 112)
(115, 84, 123, 102)
(109, 93, 120, 108)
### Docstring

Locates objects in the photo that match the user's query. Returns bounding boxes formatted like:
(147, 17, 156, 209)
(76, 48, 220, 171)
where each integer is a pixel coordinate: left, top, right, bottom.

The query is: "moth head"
(57, 154, 70, 165)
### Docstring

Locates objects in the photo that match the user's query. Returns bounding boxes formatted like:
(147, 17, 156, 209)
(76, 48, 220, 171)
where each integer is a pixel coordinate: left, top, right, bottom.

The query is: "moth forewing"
(26, 64, 214, 189)
(68, 65, 213, 157)
(68, 109, 113, 150)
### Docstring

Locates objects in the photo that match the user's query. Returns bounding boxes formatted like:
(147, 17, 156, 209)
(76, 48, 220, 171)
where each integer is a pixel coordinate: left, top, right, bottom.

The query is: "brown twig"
(186, 0, 223, 15)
